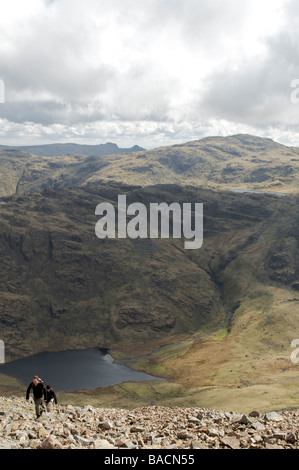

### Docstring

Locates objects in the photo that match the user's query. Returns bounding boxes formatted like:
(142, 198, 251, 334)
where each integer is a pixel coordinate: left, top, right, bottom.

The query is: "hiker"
(26, 375, 47, 418)
(45, 384, 58, 412)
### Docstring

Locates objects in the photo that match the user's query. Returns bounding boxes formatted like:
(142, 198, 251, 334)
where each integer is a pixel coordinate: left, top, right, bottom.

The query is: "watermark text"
(0, 340, 4, 363)
(95, 195, 203, 249)
(290, 79, 299, 104)
(0, 80, 5, 103)
(290, 339, 299, 364)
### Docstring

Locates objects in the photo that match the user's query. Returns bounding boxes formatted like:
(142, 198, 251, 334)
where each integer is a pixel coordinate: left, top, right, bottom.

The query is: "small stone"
(188, 417, 201, 424)
(0, 441, 13, 449)
(37, 435, 62, 449)
(285, 433, 297, 444)
(239, 415, 252, 425)
(265, 443, 284, 449)
(207, 428, 219, 437)
(253, 434, 263, 444)
(38, 428, 48, 439)
(221, 436, 240, 449)
(116, 440, 129, 448)
(93, 439, 115, 449)
(227, 430, 240, 437)
(119, 439, 136, 449)
(251, 422, 265, 432)
(98, 420, 113, 431)
(177, 430, 189, 439)
(240, 438, 248, 447)
(76, 436, 92, 447)
(231, 414, 243, 424)
(272, 433, 286, 440)
(11, 423, 19, 432)
(29, 439, 41, 449)
(249, 411, 260, 418)
(264, 412, 283, 422)
(264, 437, 277, 445)
(130, 426, 145, 433)
(190, 440, 208, 449)
(18, 434, 29, 446)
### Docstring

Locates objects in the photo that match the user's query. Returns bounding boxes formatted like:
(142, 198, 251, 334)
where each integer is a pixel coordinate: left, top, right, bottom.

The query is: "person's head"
(33, 375, 39, 386)
(46, 385, 51, 391)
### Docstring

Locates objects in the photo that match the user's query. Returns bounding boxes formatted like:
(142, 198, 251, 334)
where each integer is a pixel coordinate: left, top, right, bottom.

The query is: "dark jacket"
(26, 380, 46, 400)
(45, 388, 57, 404)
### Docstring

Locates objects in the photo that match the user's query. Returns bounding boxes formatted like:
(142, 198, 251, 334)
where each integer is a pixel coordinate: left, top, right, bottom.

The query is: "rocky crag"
(0, 397, 298, 449)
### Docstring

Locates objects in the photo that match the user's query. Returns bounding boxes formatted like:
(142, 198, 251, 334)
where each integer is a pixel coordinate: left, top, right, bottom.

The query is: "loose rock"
(0, 397, 298, 449)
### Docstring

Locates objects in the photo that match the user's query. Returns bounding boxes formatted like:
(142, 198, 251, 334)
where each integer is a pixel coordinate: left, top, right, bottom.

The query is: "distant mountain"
(0, 142, 145, 157)
(0, 134, 298, 198)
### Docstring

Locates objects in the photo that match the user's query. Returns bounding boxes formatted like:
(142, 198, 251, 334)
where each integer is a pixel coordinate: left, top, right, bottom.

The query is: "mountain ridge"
(0, 141, 145, 157)
(0, 134, 298, 198)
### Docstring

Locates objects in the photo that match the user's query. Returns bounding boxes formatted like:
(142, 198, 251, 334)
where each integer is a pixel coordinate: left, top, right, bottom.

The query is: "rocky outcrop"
(0, 397, 298, 449)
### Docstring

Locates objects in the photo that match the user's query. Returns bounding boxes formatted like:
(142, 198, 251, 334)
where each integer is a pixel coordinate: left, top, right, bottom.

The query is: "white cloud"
(0, 0, 298, 148)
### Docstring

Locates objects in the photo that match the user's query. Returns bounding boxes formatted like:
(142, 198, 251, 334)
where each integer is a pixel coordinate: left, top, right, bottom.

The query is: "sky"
(0, 0, 299, 149)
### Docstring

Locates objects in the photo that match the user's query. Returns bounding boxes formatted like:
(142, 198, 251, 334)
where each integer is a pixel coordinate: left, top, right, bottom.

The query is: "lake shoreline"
(0, 347, 164, 393)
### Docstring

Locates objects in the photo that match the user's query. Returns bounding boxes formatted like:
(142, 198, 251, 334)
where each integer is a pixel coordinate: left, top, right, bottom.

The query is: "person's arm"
(53, 390, 58, 405)
(26, 383, 32, 400)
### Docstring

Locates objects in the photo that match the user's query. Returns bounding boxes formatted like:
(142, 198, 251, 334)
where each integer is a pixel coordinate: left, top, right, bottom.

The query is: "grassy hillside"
(0, 183, 231, 361)
(1, 135, 299, 198)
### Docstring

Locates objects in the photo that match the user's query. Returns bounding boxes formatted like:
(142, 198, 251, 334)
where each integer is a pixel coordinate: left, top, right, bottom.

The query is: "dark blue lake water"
(0, 348, 163, 392)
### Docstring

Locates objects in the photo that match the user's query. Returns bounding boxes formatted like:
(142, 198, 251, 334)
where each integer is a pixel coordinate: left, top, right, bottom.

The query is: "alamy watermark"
(290, 79, 299, 104)
(95, 195, 203, 249)
(0, 79, 5, 103)
(290, 339, 299, 364)
(0, 340, 4, 363)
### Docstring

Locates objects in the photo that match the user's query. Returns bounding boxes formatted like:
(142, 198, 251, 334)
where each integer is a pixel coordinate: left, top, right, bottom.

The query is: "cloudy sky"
(0, 0, 299, 149)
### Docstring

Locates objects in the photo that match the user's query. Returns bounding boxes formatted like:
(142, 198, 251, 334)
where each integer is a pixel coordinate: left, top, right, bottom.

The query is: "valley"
(0, 134, 299, 412)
